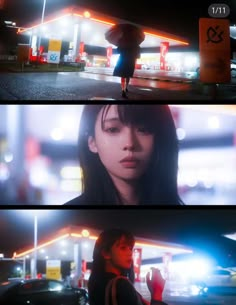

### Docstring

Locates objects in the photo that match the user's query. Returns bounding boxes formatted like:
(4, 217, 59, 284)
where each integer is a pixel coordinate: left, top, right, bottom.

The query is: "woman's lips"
(120, 157, 140, 168)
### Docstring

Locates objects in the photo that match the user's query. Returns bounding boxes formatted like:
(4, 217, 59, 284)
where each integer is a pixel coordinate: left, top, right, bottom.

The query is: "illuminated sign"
(199, 18, 230, 83)
(133, 248, 142, 282)
(47, 39, 62, 64)
(46, 259, 61, 280)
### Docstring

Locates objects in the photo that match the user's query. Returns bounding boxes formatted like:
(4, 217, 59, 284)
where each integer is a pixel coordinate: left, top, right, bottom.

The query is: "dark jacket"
(88, 272, 168, 305)
(64, 193, 114, 205)
(113, 46, 140, 77)
(64, 193, 183, 205)
(64, 194, 87, 205)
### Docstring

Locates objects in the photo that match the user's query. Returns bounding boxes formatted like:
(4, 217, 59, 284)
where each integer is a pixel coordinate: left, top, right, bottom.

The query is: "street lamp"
(17, 210, 49, 279)
(4, 20, 32, 47)
(33, 213, 38, 279)
(4, 20, 16, 27)
(73, 11, 91, 62)
(37, 0, 47, 62)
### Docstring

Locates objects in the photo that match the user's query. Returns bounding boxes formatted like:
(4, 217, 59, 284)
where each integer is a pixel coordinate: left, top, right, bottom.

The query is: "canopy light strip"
(18, 14, 72, 34)
(144, 31, 189, 45)
(13, 234, 70, 258)
(135, 241, 193, 253)
(13, 230, 192, 260)
(17, 13, 188, 45)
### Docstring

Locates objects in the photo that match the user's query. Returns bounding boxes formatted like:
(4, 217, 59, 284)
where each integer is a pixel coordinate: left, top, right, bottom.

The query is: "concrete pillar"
(162, 252, 172, 280)
(0, 105, 7, 134)
(6, 105, 26, 202)
(30, 258, 36, 279)
(72, 19, 84, 61)
(73, 242, 82, 287)
(23, 256, 26, 278)
(31, 35, 38, 56)
(72, 23, 79, 61)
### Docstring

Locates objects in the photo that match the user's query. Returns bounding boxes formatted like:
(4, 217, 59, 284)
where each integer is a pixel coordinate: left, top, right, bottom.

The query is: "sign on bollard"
(17, 44, 30, 63)
(47, 39, 62, 64)
(199, 18, 231, 83)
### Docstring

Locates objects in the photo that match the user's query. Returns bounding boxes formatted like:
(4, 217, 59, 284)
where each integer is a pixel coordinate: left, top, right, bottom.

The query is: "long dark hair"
(78, 104, 183, 205)
(88, 228, 135, 304)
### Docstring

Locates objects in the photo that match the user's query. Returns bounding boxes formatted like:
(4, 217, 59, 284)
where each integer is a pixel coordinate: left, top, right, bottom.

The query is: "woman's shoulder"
(110, 276, 134, 291)
(110, 277, 141, 303)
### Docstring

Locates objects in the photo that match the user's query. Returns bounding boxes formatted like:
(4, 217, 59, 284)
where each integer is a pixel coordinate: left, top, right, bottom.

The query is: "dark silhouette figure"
(113, 46, 140, 98)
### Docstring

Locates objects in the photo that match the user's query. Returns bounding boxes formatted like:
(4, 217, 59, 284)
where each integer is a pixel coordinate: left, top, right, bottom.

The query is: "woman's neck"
(105, 263, 122, 275)
(111, 177, 140, 205)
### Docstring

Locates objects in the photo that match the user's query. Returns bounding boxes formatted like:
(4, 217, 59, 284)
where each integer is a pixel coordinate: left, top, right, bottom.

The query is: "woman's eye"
(106, 127, 120, 133)
(137, 127, 152, 134)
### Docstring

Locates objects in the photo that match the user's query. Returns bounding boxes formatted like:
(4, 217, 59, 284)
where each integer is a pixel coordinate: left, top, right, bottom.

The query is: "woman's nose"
(123, 143, 135, 151)
(123, 128, 136, 151)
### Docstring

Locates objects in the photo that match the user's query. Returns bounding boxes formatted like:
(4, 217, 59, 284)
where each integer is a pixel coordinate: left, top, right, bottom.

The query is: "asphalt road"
(0, 71, 236, 100)
(136, 282, 236, 305)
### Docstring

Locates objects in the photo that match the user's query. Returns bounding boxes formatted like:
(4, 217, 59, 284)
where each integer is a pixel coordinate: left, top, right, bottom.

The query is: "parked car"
(231, 59, 236, 77)
(205, 268, 236, 286)
(230, 59, 236, 71)
(0, 278, 88, 305)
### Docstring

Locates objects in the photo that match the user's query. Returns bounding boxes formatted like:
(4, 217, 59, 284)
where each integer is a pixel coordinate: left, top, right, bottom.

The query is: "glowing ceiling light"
(208, 116, 220, 129)
(176, 128, 186, 140)
(50, 128, 64, 141)
(83, 11, 91, 18)
(4, 152, 13, 163)
(81, 229, 90, 237)
(82, 242, 89, 248)
(13, 233, 70, 258)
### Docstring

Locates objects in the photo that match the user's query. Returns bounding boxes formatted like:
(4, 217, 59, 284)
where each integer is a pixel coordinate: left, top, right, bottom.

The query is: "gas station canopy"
(18, 6, 189, 49)
(13, 226, 193, 263)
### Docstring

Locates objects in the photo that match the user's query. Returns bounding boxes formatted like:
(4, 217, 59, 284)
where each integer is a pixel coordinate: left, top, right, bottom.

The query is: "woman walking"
(113, 46, 140, 98)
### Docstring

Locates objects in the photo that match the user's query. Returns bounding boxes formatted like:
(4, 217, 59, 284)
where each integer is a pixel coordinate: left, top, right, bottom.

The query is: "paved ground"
(0, 68, 236, 100)
(134, 282, 236, 305)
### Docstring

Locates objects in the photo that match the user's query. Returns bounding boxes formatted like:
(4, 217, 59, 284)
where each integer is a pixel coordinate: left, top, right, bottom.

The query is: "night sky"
(1, 208, 236, 267)
(1, 0, 236, 48)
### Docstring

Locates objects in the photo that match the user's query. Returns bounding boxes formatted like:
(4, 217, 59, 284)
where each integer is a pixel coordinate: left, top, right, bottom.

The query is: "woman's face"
(88, 105, 154, 183)
(103, 236, 134, 272)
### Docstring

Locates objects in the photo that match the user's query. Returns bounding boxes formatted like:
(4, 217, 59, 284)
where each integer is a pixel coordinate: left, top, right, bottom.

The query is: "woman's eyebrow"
(103, 117, 120, 123)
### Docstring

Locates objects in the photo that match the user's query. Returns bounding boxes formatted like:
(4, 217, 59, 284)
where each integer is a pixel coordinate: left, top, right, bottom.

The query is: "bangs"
(101, 105, 158, 132)
(95, 228, 135, 255)
(118, 233, 135, 248)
